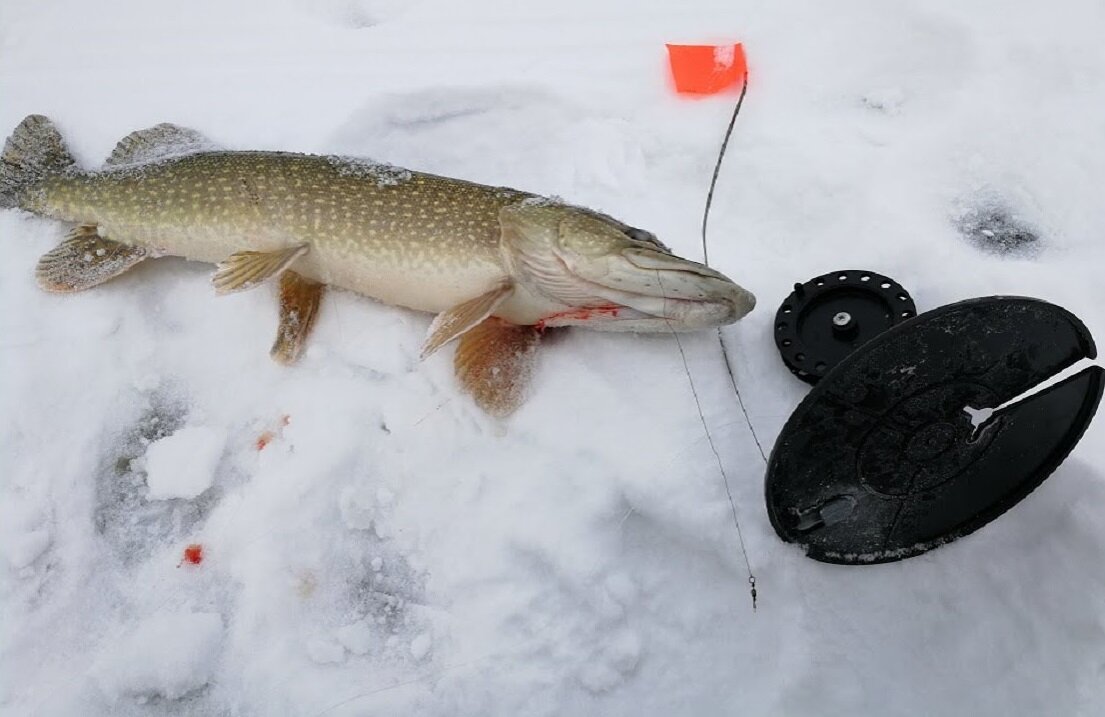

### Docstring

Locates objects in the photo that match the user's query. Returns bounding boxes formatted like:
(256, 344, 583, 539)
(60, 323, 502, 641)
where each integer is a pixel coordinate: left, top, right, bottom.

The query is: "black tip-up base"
(766, 296, 1103, 565)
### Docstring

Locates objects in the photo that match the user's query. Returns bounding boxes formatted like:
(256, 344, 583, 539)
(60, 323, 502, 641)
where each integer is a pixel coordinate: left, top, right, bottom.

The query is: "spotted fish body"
(2, 115, 756, 415)
(31, 151, 543, 317)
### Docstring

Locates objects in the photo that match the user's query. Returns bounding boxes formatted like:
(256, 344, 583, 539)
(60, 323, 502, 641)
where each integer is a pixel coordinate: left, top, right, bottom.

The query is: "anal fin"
(271, 270, 324, 365)
(454, 318, 540, 418)
(213, 244, 308, 294)
(420, 281, 513, 359)
(35, 224, 150, 293)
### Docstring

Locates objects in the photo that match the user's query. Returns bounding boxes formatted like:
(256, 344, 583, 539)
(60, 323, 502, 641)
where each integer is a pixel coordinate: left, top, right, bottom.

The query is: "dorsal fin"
(104, 123, 216, 167)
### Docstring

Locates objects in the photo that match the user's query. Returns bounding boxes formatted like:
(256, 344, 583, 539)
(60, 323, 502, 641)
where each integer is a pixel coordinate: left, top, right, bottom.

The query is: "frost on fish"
(518, 194, 563, 207)
(103, 123, 219, 170)
(324, 154, 412, 186)
(35, 224, 151, 293)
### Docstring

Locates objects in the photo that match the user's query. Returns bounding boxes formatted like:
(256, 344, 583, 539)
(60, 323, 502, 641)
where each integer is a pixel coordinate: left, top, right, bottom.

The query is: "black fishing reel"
(774, 270, 916, 383)
(766, 271, 1103, 564)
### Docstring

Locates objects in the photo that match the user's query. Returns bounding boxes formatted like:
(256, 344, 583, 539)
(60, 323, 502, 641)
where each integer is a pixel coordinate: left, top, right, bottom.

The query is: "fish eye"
(625, 227, 670, 252)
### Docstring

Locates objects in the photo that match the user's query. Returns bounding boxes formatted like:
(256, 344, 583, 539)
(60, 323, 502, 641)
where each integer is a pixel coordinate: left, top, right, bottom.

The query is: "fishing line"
(667, 324, 757, 610)
(701, 73, 768, 465)
(716, 332, 769, 465)
(657, 265, 755, 611)
(701, 72, 749, 266)
(672, 70, 763, 610)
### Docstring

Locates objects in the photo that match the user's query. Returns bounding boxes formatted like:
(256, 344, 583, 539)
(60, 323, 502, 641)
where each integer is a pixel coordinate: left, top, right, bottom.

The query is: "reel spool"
(774, 270, 916, 384)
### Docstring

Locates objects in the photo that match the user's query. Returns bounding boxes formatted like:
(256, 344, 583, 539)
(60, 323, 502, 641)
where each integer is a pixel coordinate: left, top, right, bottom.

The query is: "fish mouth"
(543, 247, 756, 331)
(496, 203, 755, 330)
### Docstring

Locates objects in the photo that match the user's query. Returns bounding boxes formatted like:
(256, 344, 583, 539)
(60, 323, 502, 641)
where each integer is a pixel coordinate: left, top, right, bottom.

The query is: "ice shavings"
(140, 426, 224, 500)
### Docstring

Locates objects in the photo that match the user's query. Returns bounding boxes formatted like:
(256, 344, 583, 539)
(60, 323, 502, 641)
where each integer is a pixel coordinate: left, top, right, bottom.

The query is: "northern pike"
(1, 114, 755, 415)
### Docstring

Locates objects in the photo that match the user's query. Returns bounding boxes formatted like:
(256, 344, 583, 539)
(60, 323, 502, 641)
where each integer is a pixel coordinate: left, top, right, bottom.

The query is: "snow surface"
(1, 0, 1104, 715)
(141, 426, 224, 500)
(91, 611, 224, 703)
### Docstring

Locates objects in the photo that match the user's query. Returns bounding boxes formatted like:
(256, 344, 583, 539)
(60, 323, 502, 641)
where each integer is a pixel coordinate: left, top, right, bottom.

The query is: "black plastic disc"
(765, 296, 1103, 564)
(774, 270, 916, 384)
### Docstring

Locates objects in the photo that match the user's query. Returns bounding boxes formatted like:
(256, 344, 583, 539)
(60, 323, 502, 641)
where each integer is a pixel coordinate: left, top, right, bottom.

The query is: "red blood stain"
(178, 543, 204, 567)
(255, 414, 291, 451)
(536, 305, 619, 331)
(255, 430, 275, 451)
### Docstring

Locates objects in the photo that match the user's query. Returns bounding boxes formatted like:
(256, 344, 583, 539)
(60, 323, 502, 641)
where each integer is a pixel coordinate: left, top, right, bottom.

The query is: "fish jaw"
(566, 245, 757, 330)
(498, 203, 755, 331)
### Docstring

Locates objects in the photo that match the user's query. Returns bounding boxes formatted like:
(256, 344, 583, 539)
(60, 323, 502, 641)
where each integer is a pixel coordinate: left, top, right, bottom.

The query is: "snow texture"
(141, 426, 224, 500)
(91, 611, 224, 702)
(1, 0, 1104, 715)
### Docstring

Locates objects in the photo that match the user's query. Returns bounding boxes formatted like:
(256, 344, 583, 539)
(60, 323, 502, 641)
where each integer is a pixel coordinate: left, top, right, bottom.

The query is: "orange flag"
(666, 43, 747, 95)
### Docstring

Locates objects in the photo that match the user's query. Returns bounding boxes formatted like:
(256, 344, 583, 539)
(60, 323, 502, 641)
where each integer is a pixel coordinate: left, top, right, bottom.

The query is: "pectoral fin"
(35, 224, 150, 293)
(213, 244, 308, 294)
(454, 318, 540, 417)
(271, 270, 324, 365)
(420, 281, 513, 359)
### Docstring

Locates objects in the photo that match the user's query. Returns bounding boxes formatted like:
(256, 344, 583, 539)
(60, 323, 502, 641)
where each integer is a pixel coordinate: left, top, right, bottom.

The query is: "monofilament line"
(700, 71, 766, 465)
(669, 327, 756, 610)
(697, 70, 763, 609)
(701, 72, 749, 266)
(717, 330, 769, 464)
(657, 265, 757, 611)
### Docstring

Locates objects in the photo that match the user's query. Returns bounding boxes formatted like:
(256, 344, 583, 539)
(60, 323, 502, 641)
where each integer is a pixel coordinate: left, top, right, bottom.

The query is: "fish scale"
(33, 152, 523, 313)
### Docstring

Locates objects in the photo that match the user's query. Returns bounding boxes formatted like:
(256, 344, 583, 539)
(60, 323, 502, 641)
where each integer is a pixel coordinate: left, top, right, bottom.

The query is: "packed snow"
(1, 0, 1104, 715)
(91, 611, 224, 703)
(140, 426, 224, 500)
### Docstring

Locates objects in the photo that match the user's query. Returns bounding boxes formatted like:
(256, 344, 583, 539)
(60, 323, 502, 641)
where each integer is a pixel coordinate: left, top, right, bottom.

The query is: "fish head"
(499, 202, 755, 331)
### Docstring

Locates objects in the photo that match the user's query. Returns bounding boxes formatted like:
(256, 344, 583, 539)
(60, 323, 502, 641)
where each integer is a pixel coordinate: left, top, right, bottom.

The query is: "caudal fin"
(0, 114, 76, 209)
